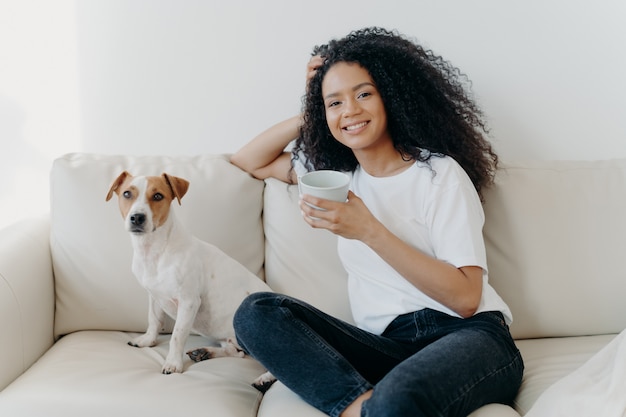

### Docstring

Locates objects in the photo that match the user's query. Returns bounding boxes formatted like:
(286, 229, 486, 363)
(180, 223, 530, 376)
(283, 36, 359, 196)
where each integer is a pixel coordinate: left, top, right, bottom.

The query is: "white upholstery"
(263, 178, 353, 323)
(483, 160, 626, 339)
(0, 332, 266, 416)
(513, 334, 616, 415)
(1, 153, 625, 416)
(0, 216, 54, 391)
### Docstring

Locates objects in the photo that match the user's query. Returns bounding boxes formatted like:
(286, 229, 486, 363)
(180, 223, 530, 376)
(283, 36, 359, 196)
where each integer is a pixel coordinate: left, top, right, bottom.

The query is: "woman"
(231, 27, 523, 417)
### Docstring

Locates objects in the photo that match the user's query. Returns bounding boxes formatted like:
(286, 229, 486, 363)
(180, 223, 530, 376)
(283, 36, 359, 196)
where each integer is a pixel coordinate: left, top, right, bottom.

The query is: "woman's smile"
(343, 121, 369, 132)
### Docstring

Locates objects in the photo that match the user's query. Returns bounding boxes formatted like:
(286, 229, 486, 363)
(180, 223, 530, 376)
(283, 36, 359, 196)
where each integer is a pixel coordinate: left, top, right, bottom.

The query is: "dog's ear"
(106, 171, 132, 201)
(162, 173, 189, 205)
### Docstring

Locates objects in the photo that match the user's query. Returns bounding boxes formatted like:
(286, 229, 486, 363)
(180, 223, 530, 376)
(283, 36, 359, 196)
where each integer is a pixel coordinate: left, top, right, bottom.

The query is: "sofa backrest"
(262, 178, 353, 323)
(483, 159, 626, 339)
(50, 154, 626, 342)
(50, 153, 264, 339)
(262, 159, 626, 340)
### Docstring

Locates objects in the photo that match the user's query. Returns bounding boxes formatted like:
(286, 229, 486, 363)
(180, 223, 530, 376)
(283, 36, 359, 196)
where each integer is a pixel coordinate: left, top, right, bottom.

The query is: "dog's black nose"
(130, 213, 146, 226)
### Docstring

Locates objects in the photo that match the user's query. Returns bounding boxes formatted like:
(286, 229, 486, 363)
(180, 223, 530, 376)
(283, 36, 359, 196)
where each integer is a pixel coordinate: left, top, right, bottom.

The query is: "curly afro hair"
(292, 27, 498, 199)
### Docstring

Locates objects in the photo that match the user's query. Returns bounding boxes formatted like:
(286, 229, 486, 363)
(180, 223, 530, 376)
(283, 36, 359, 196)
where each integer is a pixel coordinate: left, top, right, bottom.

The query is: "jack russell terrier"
(106, 171, 275, 390)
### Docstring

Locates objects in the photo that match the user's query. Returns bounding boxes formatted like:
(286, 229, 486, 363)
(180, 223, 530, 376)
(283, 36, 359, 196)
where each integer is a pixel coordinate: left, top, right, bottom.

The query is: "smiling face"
(322, 62, 393, 156)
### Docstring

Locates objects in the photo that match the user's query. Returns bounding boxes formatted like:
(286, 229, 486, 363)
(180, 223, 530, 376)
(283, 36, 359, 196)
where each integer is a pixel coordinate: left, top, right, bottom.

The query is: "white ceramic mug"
(298, 170, 350, 203)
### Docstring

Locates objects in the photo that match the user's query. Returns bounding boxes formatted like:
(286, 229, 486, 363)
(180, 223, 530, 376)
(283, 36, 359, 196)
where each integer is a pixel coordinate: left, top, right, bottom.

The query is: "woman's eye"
(327, 101, 340, 108)
(358, 91, 371, 99)
(153, 193, 164, 201)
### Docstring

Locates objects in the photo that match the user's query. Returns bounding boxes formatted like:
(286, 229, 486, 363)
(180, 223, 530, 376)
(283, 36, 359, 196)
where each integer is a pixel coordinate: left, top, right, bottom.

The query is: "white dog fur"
(106, 171, 275, 390)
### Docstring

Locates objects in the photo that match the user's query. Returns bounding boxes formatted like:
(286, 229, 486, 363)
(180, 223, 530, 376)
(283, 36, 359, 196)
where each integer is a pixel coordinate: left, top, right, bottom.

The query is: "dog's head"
(106, 171, 190, 234)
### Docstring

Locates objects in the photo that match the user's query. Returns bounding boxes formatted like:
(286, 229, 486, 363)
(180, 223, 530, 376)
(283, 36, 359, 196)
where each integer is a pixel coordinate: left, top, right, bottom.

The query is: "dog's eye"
(123, 191, 132, 199)
(153, 193, 164, 201)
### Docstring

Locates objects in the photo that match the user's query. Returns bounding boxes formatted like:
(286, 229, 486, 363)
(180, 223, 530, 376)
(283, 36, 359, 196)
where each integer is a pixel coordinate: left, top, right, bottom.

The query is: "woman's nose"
(343, 98, 361, 116)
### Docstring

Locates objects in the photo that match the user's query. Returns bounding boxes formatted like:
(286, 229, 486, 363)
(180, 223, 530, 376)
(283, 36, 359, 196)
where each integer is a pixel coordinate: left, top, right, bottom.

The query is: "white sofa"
(1, 152, 625, 417)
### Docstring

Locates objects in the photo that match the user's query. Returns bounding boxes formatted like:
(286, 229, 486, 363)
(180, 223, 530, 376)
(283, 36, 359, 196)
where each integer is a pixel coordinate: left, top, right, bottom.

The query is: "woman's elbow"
(230, 155, 260, 177)
(229, 157, 271, 181)
(458, 303, 480, 319)
(455, 266, 483, 318)
(456, 291, 482, 319)
(229, 154, 250, 172)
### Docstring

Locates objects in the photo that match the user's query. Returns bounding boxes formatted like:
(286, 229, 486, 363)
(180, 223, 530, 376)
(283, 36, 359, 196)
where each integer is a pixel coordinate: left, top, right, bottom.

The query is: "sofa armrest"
(0, 216, 55, 391)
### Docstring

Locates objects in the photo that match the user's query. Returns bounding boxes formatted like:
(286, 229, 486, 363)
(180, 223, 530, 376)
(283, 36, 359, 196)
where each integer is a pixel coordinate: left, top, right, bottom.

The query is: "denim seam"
(441, 350, 523, 416)
(281, 299, 374, 417)
(290, 313, 374, 385)
(330, 384, 373, 417)
(291, 296, 410, 362)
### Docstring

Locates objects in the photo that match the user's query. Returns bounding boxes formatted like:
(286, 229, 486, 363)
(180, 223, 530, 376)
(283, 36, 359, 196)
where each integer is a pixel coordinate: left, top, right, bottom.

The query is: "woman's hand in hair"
(306, 55, 325, 84)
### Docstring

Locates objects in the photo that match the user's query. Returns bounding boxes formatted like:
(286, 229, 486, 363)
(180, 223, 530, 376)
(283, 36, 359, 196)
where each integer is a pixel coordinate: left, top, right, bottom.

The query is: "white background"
(1, 0, 626, 228)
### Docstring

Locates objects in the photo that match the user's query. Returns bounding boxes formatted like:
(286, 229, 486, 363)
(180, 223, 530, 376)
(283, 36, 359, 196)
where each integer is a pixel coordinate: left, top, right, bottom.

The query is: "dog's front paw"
(128, 334, 157, 348)
(162, 359, 184, 374)
(252, 371, 277, 393)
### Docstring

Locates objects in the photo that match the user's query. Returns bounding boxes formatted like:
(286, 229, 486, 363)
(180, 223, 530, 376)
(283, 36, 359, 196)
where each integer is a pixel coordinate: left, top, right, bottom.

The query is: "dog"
(106, 171, 276, 391)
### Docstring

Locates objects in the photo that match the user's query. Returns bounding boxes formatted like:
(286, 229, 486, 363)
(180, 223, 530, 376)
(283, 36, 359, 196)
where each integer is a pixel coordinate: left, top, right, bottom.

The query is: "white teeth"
(345, 122, 367, 131)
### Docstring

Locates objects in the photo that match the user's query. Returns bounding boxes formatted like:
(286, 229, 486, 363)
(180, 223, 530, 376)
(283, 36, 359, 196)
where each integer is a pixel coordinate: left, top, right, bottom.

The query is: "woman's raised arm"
(231, 55, 325, 183)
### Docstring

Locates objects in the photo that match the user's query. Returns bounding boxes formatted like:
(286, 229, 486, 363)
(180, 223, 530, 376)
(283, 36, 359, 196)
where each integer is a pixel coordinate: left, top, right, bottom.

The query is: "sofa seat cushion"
(0, 331, 265, 417)
(513, 334, 616, 415)
(257, 382, 326, 417)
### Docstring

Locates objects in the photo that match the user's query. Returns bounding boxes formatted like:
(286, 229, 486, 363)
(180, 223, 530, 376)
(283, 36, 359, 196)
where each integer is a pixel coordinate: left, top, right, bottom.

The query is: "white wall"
(0, 1, 80, 228)
(2, 0, 626, 228)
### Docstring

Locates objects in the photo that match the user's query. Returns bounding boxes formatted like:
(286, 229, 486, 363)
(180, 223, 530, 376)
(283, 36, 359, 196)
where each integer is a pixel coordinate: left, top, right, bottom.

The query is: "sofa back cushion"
(262, 178, 353, 323)
(50, 153, 264, 338)
(263, 159, 626, 340)
(483, 159, 626, 339)
(52, 154, 626, 341)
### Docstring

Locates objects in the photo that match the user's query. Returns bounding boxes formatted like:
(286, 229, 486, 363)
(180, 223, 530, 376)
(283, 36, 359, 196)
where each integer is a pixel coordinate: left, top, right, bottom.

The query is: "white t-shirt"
(294, 154, 512, 335)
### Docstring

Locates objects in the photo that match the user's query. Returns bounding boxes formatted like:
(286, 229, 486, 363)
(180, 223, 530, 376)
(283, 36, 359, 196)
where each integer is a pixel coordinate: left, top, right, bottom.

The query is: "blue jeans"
(234, 292, 524, 417)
